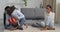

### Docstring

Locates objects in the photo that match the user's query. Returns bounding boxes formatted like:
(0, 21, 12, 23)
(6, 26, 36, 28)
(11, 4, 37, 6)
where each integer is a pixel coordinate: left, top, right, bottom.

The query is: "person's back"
(11, 9, 25, 20)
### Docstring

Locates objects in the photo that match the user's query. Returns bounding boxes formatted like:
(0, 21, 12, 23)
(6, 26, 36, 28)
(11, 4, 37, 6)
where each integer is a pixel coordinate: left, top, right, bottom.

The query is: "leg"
(40, 21, 45, 28)
(24, 22, 28, 28)
(18, 18, 25, 30)
(41, 17, 50, 30)
(49, 21, 55, 30)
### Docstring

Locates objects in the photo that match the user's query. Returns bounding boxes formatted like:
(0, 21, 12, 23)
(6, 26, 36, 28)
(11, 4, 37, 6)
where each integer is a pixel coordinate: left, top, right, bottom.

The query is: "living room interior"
(0, 0, 60, 32)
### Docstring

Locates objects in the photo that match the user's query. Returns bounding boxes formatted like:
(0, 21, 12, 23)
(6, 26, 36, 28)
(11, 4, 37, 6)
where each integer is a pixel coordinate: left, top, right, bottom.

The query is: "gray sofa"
(21, 8, 46, 20)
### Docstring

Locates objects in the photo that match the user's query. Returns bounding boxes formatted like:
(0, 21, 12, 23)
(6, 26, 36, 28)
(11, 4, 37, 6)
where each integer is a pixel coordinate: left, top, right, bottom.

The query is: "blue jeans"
(18, 18, 26, 28)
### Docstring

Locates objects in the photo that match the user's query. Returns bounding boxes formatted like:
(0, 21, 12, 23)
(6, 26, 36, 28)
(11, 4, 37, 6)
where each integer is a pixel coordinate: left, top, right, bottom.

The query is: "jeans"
(40, 17, 54, 28)
(18, 18, 26, 28)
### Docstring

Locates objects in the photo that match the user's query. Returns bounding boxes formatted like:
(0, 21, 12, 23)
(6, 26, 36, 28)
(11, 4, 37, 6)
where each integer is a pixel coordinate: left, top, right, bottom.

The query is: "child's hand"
(17, 21, 20, 26)
(24, 23, 28, 28)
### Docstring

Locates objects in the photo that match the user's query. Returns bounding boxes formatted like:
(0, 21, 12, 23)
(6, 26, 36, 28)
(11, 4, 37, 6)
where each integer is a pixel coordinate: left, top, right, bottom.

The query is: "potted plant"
(23, 0, 28, 6)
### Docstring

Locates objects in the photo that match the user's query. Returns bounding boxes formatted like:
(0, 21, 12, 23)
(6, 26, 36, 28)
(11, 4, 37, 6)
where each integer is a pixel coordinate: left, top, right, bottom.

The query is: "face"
(6, 8, 12, 15)
(46, 7, 51, 13)
(6, 8, 10, 13)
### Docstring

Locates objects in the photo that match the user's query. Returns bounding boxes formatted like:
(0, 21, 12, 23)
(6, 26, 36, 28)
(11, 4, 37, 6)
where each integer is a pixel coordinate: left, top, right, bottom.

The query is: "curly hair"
(5, 6, 10, 11)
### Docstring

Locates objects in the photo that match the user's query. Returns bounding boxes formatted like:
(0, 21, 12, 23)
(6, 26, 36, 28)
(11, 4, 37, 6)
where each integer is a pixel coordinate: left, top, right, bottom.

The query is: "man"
(4, 6, 12, 29)
(4, 6, 18, 30)
(4, 6, 9, 26)
(40, 5, 55, 30)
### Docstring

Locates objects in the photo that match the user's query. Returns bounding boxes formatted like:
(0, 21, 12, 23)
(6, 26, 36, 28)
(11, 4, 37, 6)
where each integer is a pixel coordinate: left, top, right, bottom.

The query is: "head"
(46, 5, 52, 13)
(5, 6, 10, 11)
(5, 6, 12, 15)
(10, 5, 16, 11)
(5, 6, 16, 15)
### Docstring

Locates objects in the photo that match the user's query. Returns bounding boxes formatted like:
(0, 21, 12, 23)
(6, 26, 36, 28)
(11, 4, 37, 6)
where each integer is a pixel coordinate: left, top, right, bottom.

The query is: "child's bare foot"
(24, 24, 28, 28)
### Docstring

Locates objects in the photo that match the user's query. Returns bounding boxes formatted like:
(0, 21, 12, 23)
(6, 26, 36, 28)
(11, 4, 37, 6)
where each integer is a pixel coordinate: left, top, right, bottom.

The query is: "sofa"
(21, 8, 46, 20)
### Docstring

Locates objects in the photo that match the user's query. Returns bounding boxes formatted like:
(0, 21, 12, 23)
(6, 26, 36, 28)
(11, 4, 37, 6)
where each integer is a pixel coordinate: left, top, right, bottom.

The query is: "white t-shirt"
(44, 11, 55, 26)
(11, 9, 25, 20)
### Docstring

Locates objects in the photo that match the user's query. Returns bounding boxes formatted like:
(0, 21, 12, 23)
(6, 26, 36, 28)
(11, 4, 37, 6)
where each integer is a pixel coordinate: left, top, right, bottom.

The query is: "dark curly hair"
(5, 6, 10, 11)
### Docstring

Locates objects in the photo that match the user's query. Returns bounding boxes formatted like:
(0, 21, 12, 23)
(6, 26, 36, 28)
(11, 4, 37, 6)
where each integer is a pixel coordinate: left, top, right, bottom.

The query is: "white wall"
(24, 0, 43, 8)
(0, 0, 7, 19)
(57, 0, 60, 23)
(0, 0, 43, 19)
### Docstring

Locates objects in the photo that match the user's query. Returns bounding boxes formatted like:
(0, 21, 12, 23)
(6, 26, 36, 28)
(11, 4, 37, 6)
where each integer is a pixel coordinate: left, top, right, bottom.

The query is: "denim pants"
(18, 18, 26, 28)
(40, 16, 54, 28)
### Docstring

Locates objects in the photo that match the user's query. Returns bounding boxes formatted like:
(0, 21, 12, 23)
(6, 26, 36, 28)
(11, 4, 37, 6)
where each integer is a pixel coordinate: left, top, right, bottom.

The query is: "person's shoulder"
(14, 9, 20, 12)
(50, 12, 55, 15)
(14, 8, 18, 11)
(50, 11, 54, 14)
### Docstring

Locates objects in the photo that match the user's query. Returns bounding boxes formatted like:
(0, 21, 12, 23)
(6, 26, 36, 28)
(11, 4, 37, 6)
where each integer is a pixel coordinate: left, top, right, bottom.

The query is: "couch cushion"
(34, 8, 45, 18)
(21, 8, 46, 19)
(21, 8, 35, 18)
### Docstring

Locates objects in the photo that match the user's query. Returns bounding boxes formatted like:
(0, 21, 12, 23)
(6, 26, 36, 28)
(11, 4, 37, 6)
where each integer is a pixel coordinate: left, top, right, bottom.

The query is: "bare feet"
(40, 27, 55, 30)
(24, 24, 28, 28)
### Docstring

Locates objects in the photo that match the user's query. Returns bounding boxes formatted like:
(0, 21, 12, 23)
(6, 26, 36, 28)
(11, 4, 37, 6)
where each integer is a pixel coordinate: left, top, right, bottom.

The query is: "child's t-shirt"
(11, 9, 25, 20)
